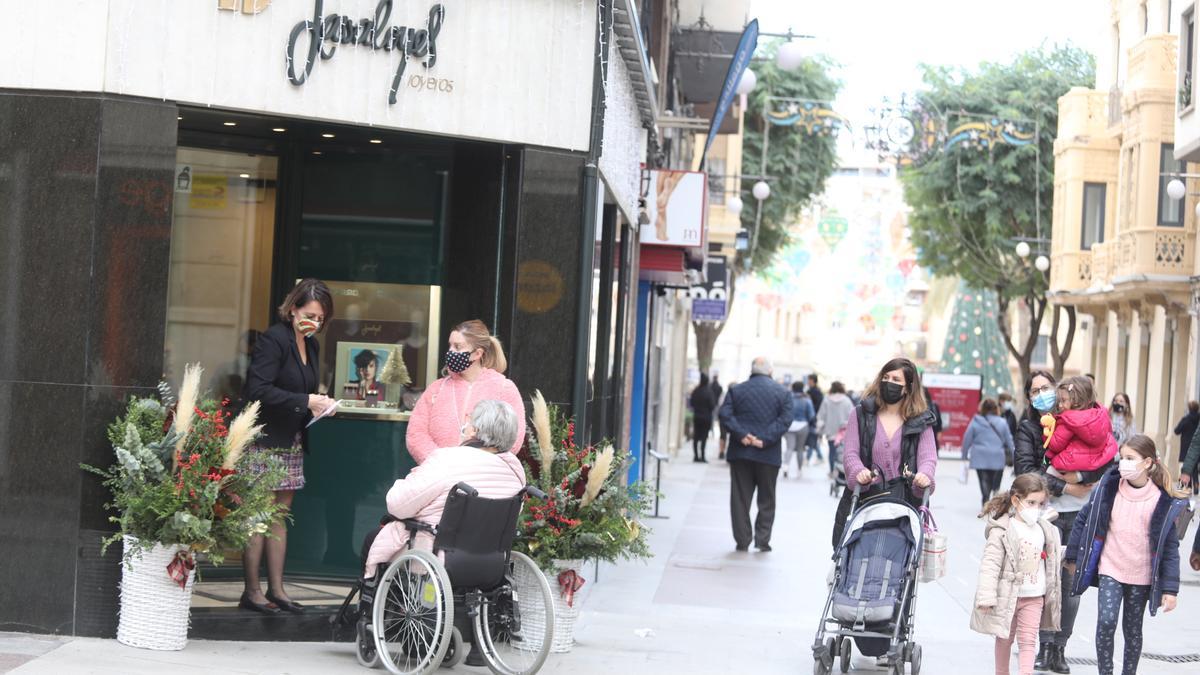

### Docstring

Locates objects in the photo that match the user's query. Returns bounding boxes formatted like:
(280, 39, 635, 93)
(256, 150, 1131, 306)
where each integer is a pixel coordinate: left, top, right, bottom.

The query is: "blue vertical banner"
(699, 19, 759, 169)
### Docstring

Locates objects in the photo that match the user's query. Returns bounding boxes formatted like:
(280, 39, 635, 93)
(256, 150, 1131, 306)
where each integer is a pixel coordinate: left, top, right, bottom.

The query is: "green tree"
(902, 45, 1095, 386)
(694, 45, 841, 372)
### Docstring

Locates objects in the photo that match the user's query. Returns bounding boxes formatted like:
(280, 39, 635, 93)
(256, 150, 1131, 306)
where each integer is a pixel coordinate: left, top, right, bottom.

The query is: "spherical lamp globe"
(776, 42, 804, 70)
(1035, 255, 1050, 272)
(1167, 178, 1186, 201)
(1015, 241, 1031, 258)
(726, 195, 744, 216)
(735, 69, 757, 95)
(752, 181, 771, 201)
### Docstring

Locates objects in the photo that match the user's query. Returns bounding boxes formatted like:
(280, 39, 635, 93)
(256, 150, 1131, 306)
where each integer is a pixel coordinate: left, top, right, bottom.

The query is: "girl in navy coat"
(1065, 435, 1186, 675)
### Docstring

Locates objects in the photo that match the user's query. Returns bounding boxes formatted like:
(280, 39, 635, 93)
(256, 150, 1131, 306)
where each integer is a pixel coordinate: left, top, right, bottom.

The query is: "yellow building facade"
(1050, 0, 1197, 466)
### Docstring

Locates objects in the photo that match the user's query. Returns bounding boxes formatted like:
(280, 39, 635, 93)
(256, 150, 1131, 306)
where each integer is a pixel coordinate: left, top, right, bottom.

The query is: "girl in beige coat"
(971, 474, 1063, 675)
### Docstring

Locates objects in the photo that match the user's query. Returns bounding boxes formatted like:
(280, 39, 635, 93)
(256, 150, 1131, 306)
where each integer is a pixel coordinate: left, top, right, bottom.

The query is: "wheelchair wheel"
(356, 616, 381, 669)
(373, 549, 454, 675)
(472, 551, 555, 675)
(440, 628, 464, 669)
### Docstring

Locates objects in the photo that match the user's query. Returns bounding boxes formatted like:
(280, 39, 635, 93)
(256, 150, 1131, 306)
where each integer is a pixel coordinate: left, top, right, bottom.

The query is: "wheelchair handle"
(452, 482, 480, 498)
(522, 485, 548, 500)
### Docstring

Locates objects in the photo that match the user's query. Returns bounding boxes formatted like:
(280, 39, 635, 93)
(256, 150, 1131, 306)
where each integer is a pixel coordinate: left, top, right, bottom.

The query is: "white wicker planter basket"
(527, 559, 584, 654)
(117, 536, 196, 651)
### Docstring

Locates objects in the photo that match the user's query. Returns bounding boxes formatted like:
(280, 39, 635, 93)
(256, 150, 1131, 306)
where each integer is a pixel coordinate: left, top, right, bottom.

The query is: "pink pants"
(996, 596, 1043, 675)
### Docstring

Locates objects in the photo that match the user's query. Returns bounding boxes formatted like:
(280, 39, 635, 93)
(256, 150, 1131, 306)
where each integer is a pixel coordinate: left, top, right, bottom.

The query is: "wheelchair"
(333, 482, 556, 675)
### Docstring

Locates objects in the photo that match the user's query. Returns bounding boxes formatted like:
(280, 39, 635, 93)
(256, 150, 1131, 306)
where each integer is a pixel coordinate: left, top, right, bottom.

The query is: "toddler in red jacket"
(1041, 376, 1118, 474)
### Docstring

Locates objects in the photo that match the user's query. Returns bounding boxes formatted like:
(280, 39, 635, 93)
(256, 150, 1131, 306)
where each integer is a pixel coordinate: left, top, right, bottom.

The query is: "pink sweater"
(1098, 479, 1157, 586)
(406, 369, 527, 463)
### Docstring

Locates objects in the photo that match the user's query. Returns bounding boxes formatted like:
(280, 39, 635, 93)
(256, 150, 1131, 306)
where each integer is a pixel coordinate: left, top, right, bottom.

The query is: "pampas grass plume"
(223, 401, 264, 471)
(531, 389, 554, 473)
(173, 363, 203, 468)
(581, 445, 614, 508)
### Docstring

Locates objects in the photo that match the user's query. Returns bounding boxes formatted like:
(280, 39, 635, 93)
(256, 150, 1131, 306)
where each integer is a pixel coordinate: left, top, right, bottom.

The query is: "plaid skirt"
(245, 433, 305, 491)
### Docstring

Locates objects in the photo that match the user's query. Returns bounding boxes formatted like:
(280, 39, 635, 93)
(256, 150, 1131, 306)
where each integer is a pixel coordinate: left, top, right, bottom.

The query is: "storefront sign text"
(286, 0, 447, 104)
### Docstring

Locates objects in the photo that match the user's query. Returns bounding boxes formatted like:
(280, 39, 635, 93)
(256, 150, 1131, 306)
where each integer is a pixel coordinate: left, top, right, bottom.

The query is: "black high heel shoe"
(266, 591, 306, 614)
(239, 592, 281, 615)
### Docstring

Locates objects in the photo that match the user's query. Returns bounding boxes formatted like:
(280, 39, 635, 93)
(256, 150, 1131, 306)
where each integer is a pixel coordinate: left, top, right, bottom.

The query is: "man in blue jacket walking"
(719, 357, 794, 552)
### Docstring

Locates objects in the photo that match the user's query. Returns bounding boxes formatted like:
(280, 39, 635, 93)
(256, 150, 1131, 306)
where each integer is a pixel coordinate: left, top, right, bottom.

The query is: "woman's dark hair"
(979, 398, 999, 416)
(1022, 369, 1056, 421)
(354, 350, 378, 370)
(791, 381, 805, 393)
(698, 373, 709, 387)
(830, 381, 846, 394)
(277, 278, 334, 332)
(1190, 401, 1200, 414)
(862, 357, 927, 419)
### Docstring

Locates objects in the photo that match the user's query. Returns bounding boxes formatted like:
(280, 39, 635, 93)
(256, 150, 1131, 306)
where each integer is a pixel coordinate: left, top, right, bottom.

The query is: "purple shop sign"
(693, 298, 727, 322)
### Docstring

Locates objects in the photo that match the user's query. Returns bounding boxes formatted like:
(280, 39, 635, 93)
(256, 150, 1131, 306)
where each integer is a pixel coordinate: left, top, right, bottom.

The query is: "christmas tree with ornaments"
(938, 284, 1014, 398)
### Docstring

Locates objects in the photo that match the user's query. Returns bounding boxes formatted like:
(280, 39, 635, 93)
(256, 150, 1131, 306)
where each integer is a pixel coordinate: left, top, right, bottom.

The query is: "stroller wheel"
(838, 636, 851, 673)
(909, 644, 922, 675)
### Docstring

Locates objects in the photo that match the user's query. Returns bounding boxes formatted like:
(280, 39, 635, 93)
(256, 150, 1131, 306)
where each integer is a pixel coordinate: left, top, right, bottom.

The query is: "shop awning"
(673, 29, 745, 104)
(638, 245, 688, 284)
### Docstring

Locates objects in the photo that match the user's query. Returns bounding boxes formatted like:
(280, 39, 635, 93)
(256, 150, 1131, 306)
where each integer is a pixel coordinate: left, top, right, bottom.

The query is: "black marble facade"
(498, 149, 587, 409)
(0, 91, 177, 636)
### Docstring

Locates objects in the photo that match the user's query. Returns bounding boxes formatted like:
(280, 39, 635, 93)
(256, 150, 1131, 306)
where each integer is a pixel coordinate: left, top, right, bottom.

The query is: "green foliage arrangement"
(84, 364, 288, 567)
(513, 391, 654, 569)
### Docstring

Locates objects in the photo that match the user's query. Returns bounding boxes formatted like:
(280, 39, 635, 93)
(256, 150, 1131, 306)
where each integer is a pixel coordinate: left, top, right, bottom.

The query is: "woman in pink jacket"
(364, 399, 528, 579)
(406, 320, 526, 462)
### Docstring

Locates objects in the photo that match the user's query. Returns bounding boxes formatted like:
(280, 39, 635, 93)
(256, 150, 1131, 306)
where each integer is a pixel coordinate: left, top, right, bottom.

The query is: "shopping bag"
(1174, 488, 1194, 541)
(918, 506, 947, 583)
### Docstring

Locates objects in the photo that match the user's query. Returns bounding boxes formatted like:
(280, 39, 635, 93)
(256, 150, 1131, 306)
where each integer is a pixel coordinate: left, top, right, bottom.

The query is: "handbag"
(918, 506, 947, 583)
(1174, 484, 1195, 541)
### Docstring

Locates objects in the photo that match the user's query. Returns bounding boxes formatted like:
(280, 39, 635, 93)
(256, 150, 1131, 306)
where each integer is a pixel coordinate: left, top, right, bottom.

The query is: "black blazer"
(244, 322, 319, 450)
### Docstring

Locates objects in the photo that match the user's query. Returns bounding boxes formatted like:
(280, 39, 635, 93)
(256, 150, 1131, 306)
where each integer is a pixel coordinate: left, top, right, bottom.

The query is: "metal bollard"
(648, 449, 669, 519)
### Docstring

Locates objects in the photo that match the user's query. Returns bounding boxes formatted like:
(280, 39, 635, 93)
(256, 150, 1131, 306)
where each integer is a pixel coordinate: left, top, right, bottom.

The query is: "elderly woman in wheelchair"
(338, 399, 556, 675)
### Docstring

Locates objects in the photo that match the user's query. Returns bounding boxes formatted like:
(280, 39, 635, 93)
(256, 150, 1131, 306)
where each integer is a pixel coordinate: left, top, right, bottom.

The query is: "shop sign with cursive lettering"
(286, 0, 446, 104)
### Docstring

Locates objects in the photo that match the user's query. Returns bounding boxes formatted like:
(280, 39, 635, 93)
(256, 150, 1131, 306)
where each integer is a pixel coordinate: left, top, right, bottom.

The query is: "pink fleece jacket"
(406, 369, 527, 463)
(1098, 479, 1157, 586)
(364, 446, 527, 576)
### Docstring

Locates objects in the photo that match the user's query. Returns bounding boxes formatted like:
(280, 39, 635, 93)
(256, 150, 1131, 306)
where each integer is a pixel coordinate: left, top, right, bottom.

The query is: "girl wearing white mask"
(1064, 435, 1187, 675)
(971, 473, 1063, 675)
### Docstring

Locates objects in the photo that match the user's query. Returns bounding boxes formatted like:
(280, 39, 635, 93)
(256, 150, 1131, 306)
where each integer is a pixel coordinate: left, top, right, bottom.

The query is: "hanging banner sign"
(689, 256, 729, 322)
(924, 372, 983, 454)
(699, 19, 758, 169)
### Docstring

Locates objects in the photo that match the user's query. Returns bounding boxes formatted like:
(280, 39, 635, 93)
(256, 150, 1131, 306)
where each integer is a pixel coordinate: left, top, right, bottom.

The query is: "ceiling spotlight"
(177, 116, 183, 121)
(272, 127, 286, 132)
(321, 133, 335, 138)
(369, 139, 383, 144)
(223, 121, 237, 127)
(312, 151, 322, 155)
(238, 173, 250, 179)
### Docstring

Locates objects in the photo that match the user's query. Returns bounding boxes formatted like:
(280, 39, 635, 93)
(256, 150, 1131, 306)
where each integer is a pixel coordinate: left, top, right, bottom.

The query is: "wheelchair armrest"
(522, 485, 547, 500)
(400, 518, 437, 536)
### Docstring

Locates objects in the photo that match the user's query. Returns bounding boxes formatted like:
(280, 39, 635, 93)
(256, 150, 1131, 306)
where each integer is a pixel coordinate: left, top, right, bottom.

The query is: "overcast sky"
(749, 0, 1104, 126)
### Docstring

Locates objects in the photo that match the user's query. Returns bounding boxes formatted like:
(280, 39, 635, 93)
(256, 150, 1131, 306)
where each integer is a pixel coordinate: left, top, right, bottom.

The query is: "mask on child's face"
(1119, 458, 1147, 481)
(1018, 505, 1041, 525)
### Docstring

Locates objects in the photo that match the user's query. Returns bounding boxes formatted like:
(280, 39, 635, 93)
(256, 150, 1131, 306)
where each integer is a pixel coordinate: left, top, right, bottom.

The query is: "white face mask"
(1118, 458, 1147, 481)
(1018, 506, 1041, 525)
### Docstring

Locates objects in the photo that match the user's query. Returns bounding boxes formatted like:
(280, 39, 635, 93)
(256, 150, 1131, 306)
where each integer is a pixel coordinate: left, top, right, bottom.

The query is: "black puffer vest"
(855, 396, 937, 479)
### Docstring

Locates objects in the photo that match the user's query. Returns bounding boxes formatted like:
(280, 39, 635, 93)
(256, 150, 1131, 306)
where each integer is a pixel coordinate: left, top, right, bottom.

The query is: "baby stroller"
(813, 480, 927, 675)
(332, 482, 556, 675)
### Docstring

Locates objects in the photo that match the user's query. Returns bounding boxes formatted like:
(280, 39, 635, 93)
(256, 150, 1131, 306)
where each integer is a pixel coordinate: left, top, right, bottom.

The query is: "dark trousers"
(729, 459, 779, 548)
(693, 417, 712, 460)
(976, 469, 1004, 505)
(1040, 511, 1082, 647)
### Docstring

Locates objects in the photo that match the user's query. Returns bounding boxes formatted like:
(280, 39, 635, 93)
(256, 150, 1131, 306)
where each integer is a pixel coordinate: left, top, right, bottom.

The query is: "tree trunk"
(693, 272, 739, 374)
(1049, 304, 1077, 380)
(995, 290, 1046, 391)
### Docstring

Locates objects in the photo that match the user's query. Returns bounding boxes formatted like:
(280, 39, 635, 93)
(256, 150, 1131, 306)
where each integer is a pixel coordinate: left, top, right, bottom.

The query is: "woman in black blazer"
(240, 278, 335, 614)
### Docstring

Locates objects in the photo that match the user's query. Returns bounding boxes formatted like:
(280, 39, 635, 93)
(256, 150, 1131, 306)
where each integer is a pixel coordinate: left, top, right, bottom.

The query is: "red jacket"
(1044, 405, 1118, 472)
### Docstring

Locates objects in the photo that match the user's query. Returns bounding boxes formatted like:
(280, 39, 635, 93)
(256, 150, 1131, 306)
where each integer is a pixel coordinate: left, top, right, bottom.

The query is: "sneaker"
(755, 543, 772, 552)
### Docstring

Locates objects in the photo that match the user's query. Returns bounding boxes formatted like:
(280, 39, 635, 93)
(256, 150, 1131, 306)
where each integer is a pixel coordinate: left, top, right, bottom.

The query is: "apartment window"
(1032, 335, 1050, 366)
(1159, 143, 1186, 226)
(1184, 7, 1196, 113)
(1082, 182, 1106, 249)
(707, 157, 727, 205)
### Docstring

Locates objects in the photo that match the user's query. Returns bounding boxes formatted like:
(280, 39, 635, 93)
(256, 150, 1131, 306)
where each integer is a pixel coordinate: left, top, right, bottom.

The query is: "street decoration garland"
(765, 98, 852, 136)
(943, 116, 1035, 152)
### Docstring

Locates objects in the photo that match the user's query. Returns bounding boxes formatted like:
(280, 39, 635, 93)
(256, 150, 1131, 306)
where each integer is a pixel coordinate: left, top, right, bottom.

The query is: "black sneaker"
(756, 543, 772, 552)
